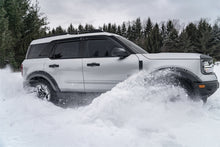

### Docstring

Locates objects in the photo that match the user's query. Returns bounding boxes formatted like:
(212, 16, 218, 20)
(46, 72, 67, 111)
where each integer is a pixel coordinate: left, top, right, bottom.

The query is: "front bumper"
(194, 80, 219, 98)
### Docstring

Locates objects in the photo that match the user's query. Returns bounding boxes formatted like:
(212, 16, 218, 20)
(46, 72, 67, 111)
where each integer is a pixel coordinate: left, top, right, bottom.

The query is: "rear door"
(82, 36, 140, 92)
(44, 38, 84, 92)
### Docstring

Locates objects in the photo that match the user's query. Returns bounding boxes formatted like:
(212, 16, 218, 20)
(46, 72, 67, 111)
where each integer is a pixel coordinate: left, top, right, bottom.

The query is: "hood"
(142, 53, 202, 60)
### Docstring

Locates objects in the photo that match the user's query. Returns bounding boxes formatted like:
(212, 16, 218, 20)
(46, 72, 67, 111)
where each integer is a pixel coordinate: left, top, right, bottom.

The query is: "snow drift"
(0, 66, 220, 147)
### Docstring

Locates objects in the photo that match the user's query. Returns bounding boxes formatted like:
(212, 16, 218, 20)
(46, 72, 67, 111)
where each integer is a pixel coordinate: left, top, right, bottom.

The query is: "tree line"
(49, 18, 220, 60)
(0, 0, 220, 69)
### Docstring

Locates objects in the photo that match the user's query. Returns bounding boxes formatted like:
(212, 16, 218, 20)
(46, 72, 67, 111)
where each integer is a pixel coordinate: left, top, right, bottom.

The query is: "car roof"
(30, 32, 117, 45)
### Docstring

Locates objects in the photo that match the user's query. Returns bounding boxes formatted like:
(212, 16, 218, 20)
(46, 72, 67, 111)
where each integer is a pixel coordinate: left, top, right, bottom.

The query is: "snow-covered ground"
(1, 66, 220, 147)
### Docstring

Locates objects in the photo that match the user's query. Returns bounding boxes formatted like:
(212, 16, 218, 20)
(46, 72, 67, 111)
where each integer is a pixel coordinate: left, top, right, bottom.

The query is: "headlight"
(201, 55, 214, 74)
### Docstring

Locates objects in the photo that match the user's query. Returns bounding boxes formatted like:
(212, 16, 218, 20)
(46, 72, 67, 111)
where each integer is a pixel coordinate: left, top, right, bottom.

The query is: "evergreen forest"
(0, 0, 220, 69)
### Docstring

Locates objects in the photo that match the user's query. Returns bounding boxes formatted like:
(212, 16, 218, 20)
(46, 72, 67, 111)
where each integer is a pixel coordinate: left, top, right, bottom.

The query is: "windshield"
(115, 36, 148, 54)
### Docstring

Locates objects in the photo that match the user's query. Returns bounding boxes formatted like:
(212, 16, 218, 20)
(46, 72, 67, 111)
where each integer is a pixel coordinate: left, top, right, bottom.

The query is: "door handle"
(49, 64, 59, 68)
(87, 63, 100, 67)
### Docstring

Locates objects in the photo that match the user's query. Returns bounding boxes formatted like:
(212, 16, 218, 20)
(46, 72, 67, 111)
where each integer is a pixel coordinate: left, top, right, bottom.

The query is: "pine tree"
(78, 24, 84, 33)
(117, 25, 122, 35)
(143, 18, 153, 51)
(22, 1, 47, 52)
(111, 24, 117, 33)
(102, 24, 108, 32)
(149, 23, 162, 53)
(130, 22, 136, 41)
(178, 29, 193, 52)
(4, 0, 28, 39)
(0, 1, 15, 68)
(185, 23, 199, 52)
(51, 28, 56, 35)
(2, 0, 47, 69)
(135, 18, 142, 40)
(208, 24, 220, 59)
(127, 22, 132, 40)
(144, 18, 153, 38)
(55, 26, 66, 35)
(67, 23, 77, 34)
(107, 23, 112, 33)
(121, 22, 127, 37)
(196, 19, 212, 54)
(160, 23, 166, 39)
(162, 20, 179, 52)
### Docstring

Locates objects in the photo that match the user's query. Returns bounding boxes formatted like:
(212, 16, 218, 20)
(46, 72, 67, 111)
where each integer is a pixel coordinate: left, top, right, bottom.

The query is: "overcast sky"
(37, 0, 220, 29)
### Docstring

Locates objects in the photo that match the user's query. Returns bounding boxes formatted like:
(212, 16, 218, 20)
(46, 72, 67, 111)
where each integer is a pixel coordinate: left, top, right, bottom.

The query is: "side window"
(27, 43, 50, 59)
(85, 37, 124, 58)
(53, 41, 80, 59)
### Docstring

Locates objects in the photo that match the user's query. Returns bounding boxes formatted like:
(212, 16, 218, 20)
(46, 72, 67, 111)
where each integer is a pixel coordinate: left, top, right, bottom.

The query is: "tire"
(30, 79, 57, 102)
(175, 78, 209, 103)
(177, 78, 195, 97)
(201, 96, 208, 103)
(156, 71, 195, 99)
(153, 69, 206, 102)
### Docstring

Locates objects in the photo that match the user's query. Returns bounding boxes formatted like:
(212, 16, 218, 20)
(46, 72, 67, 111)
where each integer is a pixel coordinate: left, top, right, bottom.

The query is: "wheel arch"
(152, 66, 202, 83)
(26, 71, 60, 92)
(152, 66, 202, 98)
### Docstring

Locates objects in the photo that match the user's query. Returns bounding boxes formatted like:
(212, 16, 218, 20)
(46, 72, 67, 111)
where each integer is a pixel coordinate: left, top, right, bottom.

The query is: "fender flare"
(154, 67, 202, 83)
(26, 71, 61, 92)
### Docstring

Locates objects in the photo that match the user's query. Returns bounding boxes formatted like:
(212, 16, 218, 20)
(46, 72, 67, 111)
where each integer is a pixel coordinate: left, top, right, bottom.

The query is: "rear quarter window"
(26, 43, 51, 59)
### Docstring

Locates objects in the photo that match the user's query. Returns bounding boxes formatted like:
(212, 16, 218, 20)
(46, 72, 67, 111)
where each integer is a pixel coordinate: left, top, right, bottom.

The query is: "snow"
(0, 66, 220, 147)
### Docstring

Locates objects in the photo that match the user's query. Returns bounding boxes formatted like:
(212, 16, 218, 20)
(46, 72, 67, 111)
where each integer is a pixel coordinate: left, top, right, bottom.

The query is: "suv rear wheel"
(30, 79, 57, 102)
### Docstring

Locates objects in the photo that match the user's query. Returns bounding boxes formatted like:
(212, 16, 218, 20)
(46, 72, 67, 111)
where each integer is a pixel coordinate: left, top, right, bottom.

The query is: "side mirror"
(111, 48, 129, 59)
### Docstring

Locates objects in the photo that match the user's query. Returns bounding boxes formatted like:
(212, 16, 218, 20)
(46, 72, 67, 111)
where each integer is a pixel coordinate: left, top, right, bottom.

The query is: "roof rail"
(79, 29, 103, 34)
(40, 33, 69, 39)
(36, 30, 104, 39)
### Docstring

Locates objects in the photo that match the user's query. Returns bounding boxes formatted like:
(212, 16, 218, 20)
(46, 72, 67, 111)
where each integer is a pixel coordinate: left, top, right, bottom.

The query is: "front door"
(82, 36, 139, 92)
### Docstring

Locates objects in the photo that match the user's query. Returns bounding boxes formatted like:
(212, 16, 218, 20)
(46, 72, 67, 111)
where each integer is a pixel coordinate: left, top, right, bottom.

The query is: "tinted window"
(85, 38, 124, 58)
(27, 43, 50, 59)
(53, 41, 80, 59)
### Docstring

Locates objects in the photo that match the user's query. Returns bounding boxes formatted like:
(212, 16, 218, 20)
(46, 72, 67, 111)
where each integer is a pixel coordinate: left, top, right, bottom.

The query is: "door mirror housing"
(111, 48, 129, 59)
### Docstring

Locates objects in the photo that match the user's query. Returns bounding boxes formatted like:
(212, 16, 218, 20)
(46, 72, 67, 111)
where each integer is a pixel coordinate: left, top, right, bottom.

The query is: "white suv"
(22, 32, 219, 103)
